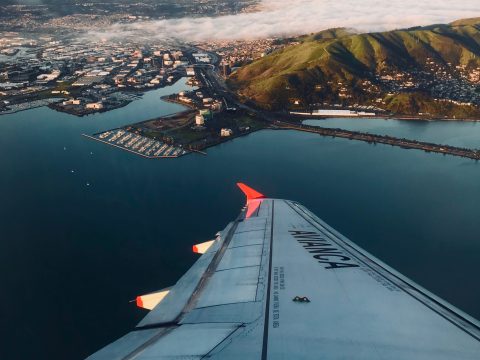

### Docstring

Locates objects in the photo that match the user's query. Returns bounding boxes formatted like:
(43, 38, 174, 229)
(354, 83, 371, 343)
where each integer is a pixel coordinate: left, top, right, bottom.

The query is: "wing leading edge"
(87, 185, 480, 360)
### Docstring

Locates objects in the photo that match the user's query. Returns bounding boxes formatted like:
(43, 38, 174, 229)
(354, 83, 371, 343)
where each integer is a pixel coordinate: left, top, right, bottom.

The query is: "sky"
(90, 0, 480, 42)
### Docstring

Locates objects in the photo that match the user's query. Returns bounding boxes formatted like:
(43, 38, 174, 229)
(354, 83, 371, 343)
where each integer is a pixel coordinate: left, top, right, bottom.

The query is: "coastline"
(0, 98, 63, 116)
(290, 113, 480, 123)
(0, 77, 185, 118)
(161, 95, 198, 110)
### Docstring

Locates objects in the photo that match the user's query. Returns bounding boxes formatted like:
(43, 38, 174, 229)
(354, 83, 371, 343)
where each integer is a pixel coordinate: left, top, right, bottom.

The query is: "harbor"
(84, 129, 188, 159)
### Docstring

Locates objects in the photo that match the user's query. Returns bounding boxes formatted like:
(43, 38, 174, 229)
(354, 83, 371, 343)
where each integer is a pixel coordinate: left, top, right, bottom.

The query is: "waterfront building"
(195, 114, 205, 126)
(85, 102, 103, 110)
(62, 99, 81, 105)
(220, 128, 233, 137)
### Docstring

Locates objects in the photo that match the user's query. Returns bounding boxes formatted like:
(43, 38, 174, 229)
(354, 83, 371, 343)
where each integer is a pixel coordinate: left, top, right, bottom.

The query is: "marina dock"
(83, 130, 188, 159)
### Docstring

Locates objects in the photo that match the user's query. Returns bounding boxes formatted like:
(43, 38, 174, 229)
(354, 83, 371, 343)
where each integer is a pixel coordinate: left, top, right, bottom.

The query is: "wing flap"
(85, 329, 164, 360)
(228, 230, 265, 248)
(195, 266, 261, 308)
(217, 244, 263, 271)
(135, 323, 240, 359)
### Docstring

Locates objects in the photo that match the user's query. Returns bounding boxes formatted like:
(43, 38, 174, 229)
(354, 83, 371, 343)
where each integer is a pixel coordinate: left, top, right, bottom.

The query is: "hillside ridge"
(229, 18, 480, 118)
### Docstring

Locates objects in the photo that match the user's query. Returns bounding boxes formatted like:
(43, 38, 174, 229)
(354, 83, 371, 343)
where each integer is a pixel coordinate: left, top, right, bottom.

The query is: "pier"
(273, 121, 480, 161)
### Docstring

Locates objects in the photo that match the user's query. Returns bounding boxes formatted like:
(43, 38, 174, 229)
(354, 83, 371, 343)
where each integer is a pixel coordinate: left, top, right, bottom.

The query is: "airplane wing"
(87, 183, 480, 359)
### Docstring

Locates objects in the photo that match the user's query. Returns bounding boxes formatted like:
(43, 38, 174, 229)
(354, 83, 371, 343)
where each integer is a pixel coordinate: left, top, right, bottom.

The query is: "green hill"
(229, 18, 480, 117)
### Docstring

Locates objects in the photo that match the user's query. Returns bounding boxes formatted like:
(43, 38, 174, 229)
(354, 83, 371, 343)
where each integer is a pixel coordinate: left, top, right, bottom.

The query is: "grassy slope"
(229, 18, 480, 115)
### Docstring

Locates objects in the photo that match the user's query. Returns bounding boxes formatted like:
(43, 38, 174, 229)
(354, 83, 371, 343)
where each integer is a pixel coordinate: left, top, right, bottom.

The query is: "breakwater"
(273, 121, 480, 160)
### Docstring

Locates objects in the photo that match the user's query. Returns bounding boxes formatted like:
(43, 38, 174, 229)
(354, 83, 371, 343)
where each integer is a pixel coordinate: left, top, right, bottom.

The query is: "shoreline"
(389, 116, 480, 123)
(0, 103, 47, 115)
(161, 95, 198, 110)
(290, 113, 480, 123)
(3, 92, 479, 123)
(0, 77, 185, 118)
(0, 98, 63, 116)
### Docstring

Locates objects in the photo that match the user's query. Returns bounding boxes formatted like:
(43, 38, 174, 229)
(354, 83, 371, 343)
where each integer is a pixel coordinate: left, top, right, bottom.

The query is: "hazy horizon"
(87, 0, 480, 42)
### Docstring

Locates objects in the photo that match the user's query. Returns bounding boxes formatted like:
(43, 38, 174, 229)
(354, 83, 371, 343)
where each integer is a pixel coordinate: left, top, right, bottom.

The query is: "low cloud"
(90, 0, 480, 42)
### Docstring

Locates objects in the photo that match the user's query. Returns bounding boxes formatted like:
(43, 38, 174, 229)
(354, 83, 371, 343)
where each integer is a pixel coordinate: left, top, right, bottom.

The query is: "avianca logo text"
(289, 230, 359, 270)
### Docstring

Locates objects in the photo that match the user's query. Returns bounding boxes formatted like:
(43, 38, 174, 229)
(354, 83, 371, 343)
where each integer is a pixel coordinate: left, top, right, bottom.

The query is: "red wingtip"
(237, 183, 265, 201)
(192, 245, 199, 253)
(136, 296, 143, 308)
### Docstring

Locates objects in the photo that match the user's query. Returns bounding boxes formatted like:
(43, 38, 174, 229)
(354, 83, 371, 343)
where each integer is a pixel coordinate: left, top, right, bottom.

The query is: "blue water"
(1, 87, 480, 360)
(304, 117, 480, 148)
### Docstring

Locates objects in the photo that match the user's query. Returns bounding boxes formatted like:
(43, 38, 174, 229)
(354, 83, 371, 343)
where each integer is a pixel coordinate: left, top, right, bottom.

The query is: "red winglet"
(237, 183, 265, 201)
(136, 296, 143, 308)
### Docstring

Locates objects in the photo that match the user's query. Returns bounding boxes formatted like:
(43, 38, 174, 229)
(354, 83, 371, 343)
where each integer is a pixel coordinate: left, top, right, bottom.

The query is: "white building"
(36, 69, 61, 83)
(195, 114, 205, 126)
(86, 102, 104, 110)
(221, 128, 233, 137)
(63, 99, 81, 106)
(192, 53, 211, 63)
